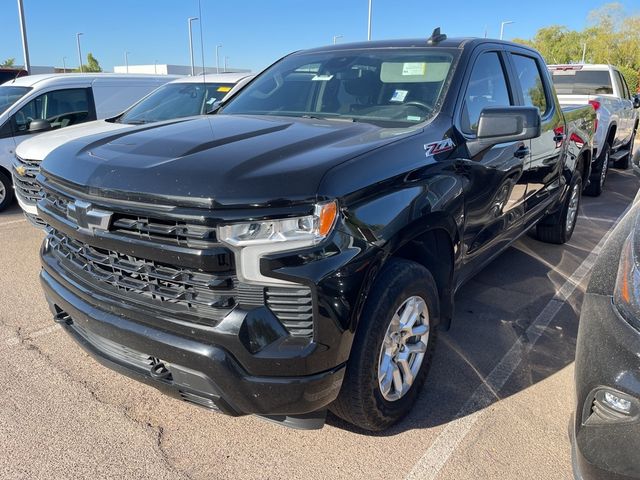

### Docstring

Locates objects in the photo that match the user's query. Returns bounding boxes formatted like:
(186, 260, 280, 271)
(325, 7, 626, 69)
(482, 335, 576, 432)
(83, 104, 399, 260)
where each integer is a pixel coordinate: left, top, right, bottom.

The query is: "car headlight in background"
(613, 224, 640, 332)
(218, 201, 338, 285)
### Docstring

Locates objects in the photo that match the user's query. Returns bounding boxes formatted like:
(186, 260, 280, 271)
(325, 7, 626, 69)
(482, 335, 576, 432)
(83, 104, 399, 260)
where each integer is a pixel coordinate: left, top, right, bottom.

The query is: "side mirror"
(633, 95, 640, 109)
(477, 107, 541, 143)
(206, 100, 222, 114)
(28, 118, 52, 133)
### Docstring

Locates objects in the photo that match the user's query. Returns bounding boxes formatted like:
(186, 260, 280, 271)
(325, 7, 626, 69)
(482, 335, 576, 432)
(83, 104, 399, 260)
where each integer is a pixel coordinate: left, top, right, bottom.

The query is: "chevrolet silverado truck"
(550, 64, 639, 196)
(36, 33, 595, 431)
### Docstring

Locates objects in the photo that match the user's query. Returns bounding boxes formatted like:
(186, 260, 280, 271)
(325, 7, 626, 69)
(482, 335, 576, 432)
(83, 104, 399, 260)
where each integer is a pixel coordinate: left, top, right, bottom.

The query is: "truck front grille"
(48, 228, 237, 323)
(13, 156, 42, 205)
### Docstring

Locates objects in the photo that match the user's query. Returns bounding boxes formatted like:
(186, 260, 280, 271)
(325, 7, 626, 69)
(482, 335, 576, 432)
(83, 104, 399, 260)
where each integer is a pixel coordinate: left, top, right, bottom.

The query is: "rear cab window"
(550, 68, 613, 95)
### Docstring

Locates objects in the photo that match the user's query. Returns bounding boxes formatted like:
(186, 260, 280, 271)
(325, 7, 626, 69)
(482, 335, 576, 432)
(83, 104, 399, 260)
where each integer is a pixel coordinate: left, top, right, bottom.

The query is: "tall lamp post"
(62, 56, 67, 72)
(124, 51, 130, 73)
(367, 0, 372, 41)
(16, 0, 31, 74)
(216, 44, 222, 74)
(187, 17, 198, 76)
(333, 34, 343, 44)
(76, 32, 84, 73)
(500, 21, 514, 40)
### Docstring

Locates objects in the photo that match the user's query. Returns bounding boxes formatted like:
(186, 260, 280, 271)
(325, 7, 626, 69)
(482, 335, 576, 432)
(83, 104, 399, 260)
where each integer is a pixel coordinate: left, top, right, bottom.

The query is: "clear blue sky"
(1, 0, 637, 72)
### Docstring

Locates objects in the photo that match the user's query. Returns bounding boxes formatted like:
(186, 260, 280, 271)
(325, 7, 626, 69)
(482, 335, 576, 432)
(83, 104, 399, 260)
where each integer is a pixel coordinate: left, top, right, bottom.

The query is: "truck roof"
(548, 64, 614, 71)
(4, 73, 180, 88)
(168, 72, 253, 85)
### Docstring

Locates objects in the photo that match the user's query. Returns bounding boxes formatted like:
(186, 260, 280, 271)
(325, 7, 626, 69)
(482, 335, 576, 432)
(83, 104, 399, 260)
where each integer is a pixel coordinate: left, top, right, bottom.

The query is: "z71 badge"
(424, 138, 455, 157)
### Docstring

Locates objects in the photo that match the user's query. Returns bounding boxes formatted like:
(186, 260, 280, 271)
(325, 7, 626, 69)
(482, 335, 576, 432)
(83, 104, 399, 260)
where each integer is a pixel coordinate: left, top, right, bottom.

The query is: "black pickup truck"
(36, 33, 595, 431)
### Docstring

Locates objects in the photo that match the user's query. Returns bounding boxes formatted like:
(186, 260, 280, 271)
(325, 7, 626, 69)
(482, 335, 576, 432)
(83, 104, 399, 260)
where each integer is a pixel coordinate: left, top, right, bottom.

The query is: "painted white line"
(0, 218, 27, 227)
(405, 204, 632, 480)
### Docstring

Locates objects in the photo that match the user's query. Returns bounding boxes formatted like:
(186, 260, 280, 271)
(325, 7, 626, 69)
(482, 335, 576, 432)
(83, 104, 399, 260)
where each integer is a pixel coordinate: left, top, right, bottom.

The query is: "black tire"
(613, 131, 635, 170)
(535, 172, 582, 245)
(584, 144, 609, 197)
(0, 170, 14, 212)
(330, 258, 438, 431)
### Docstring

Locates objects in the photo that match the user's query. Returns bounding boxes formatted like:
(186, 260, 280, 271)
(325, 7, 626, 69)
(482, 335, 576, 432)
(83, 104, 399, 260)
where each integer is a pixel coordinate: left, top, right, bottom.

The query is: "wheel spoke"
(409, 324, 429, 337)
(398, 298, 415, 327)
(406, 341, 427, 354)
(391, 363, 403, 393)
(379, 364, 393, 396)
(396, 354, 414, 387)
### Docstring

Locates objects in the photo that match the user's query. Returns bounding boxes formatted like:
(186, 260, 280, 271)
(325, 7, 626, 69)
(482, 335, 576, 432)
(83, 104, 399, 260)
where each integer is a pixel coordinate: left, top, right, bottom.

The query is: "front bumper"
(572, 293, 640, 479)
(41, 268, 346, 427)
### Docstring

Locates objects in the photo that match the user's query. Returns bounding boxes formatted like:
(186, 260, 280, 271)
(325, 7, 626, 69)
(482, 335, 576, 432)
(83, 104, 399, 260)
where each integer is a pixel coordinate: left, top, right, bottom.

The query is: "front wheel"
(330, 258, 438, 431)
(0, 170, 14, 212)
(535, 173, 582, 245)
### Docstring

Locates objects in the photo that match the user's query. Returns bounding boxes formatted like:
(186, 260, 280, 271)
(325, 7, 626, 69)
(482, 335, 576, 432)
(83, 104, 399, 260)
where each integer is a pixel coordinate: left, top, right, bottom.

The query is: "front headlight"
(613, 227, 640, 331)
(218, 201, 338, 285)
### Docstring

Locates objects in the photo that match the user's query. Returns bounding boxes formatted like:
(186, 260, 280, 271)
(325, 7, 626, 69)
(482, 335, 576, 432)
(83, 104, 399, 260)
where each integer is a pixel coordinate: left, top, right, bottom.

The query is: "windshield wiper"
(125, 119, 149, 125)
(301, 114, 356, 122)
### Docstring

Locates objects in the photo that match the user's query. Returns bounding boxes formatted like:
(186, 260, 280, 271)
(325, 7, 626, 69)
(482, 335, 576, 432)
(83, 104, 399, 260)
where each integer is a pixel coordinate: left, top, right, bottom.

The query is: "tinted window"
(12, 88, 90, 133)
(222, 48, 459, 127)
(0, 86, 31, 116)
(119, 82, 236, 124)
(461, 52, 512, 133)
(551, 70, 613, 95)
(512, 54, 548, 114)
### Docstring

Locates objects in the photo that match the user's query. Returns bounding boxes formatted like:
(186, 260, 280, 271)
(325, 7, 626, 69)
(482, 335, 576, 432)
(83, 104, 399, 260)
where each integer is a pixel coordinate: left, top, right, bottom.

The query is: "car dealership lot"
(0, 165, 638, 480)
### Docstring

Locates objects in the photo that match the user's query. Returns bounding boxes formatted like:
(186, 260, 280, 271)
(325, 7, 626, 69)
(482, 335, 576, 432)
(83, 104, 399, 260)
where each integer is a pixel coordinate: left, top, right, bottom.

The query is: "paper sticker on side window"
(402, 63, 427, 76)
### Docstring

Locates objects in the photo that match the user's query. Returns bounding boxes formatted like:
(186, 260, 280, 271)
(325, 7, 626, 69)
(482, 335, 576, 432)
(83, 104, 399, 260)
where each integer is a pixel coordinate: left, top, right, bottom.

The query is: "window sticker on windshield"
(311, 74, 334, 81)
(217, 86, 232, 92)
(206, 98, 217, 104)
(402, 63, 427, 76)
(390, 89, 409, 102)
(407, 115, 421, 121)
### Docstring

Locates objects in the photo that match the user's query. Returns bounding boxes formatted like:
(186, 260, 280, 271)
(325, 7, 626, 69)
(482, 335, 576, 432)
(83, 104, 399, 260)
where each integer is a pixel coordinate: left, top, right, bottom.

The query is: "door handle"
(514, 146, 530, 158)
(553, 133, 566, 143)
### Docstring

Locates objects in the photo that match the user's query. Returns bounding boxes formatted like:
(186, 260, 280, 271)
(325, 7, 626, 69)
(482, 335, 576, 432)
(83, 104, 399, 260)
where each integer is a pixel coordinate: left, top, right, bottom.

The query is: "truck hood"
(42, 114, 415, 208)
(16, 119, 130, 161)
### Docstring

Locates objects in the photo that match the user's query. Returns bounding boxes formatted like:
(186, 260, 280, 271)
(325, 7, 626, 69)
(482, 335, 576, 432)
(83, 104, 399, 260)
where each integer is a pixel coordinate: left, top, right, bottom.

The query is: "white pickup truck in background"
(549, 64, 639, 196)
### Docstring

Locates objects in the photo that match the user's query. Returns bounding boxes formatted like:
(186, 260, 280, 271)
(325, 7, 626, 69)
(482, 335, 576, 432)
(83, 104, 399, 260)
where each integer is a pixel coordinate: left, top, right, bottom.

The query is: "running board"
(610, 149, 630, 161)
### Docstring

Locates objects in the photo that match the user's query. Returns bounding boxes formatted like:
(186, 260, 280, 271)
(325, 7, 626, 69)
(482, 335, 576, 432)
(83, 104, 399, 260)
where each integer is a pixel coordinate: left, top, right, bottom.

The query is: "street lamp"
(500, 21, 514, 40)
(216, 44, 222, 74)
(187, 17, 198, 76)
(62, 56, 67, 72)
(124, 51, 130, 73)
(76, 32, 84, 73)
(333, 34, 343, 45)
(367, 0, 372, 41)
(17, 0, 31, 74)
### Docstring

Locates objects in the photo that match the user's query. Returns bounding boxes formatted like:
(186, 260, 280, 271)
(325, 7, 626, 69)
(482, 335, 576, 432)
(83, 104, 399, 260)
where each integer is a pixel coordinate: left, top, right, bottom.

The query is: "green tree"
(75, 52, 102, 73)
(1, 58, 16, 68)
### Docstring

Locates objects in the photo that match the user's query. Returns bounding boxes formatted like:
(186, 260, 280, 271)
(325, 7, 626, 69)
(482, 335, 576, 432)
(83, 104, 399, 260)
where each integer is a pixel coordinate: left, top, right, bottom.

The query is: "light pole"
(154, 60, 158, 74)
(367, 0, 372, 41)
(62, 56, 67, 72)
(333, 34, 343, 44)
(16, 0, 31, 74)
(581, 43, 587, 64)
(187, 17, 198, 76)
(500, 21, 514, 40)
(216, 44, 222, 74)
(76, 32, 84, 73)
(124, 51, 130, 73)
(224, 56, 229, 73)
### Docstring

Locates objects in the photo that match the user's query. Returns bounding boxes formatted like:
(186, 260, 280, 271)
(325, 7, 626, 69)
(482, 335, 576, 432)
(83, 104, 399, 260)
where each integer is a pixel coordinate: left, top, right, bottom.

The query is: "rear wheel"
(535, 172, 582, 245)
(0, 171, 14, 212)
(584, 144, 609, 197)
(330, 258, 438, 431)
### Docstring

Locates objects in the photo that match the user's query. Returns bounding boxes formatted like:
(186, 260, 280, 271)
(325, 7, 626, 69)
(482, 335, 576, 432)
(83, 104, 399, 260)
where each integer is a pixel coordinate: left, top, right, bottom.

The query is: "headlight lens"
(613, 228, 640, 331)
(217, 201, 338, 285)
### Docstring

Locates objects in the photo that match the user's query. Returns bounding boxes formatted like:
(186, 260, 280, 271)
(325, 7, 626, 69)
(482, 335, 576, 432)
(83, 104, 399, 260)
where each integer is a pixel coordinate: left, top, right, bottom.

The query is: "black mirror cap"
(633, 95, 640, 109)
(477, 106, 542, 144)
(28, 118, 52, 133)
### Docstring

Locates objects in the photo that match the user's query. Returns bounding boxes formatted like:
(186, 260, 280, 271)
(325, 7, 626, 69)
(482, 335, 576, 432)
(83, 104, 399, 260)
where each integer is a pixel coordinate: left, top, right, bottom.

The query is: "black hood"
(42, 114, 416, 208)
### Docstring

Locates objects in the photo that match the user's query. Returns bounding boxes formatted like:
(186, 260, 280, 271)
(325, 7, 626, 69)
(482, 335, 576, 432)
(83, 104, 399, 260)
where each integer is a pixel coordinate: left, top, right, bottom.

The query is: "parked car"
(0, 73, 177, 212)
(549, 64, 640, 196)
(571, 185, 640, 479)
(37, 34, 595, 431)
(12, 73, 253, 226)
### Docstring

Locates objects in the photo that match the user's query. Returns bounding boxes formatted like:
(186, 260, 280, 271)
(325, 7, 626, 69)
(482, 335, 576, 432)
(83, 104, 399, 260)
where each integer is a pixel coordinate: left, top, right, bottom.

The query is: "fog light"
(603, 391, 632, 414)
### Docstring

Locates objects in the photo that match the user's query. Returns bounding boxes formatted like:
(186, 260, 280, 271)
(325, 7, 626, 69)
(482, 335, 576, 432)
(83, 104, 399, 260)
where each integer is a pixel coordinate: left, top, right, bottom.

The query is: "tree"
(1, 58, 16, 68)
(513, 3, 640, 93)
(75, 52, 102, 73)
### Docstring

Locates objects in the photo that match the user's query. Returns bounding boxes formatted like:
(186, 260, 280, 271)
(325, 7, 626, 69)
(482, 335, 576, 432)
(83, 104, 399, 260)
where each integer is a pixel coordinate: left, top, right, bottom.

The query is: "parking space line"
(405, 203, 632, 480)
(0, 218, 27, 227)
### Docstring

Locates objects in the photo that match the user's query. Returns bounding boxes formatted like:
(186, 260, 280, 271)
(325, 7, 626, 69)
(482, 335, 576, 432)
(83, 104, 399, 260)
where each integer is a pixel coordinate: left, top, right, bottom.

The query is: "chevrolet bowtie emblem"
(15, 165, 26, 176)
(67, 200, 112, 233)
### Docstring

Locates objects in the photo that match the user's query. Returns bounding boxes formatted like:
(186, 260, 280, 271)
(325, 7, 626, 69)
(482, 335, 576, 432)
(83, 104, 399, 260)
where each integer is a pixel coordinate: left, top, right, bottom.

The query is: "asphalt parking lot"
(1, 161, 639, 480)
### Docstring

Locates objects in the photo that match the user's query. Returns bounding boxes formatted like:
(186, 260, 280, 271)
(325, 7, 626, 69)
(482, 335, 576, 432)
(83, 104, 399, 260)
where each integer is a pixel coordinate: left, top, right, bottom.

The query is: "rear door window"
(511, 54, 549, 115)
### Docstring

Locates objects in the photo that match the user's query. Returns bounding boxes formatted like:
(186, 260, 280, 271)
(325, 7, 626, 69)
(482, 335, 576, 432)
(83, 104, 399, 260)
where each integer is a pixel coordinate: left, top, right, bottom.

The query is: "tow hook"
(150, 360, 172, 381)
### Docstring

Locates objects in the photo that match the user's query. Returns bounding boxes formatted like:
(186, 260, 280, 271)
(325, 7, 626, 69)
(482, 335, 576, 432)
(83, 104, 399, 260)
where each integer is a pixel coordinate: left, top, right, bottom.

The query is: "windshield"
(551, 70, 613, 95)
(118, 82, 236, 124)
(0, 86, 31, 116)
(221, 48, 458, 127)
